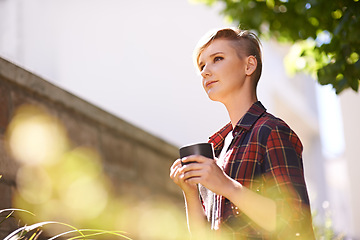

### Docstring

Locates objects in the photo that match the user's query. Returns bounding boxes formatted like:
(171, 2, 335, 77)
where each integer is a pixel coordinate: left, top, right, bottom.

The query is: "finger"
(170, 159, 182, 171)
(170, 165, 181, 179)
(170, 160, 183, 178)
(181, 155, 211, 164)
(181, 168, 204, 181)
(170, 167, 178, 179)
(180, 163, 205, 174)
(185, 176, 202, 185)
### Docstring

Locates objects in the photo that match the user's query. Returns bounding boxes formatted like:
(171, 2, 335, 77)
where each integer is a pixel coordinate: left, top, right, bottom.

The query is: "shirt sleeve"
(264, 125, 315, 239)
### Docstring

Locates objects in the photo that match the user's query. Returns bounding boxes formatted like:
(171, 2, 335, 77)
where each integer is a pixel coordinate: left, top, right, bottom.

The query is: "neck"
(224, 90, 258, 129)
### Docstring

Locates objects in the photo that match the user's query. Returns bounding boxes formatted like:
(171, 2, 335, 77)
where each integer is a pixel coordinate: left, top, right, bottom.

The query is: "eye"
(214, 56, 224, 62)
(199, 64, 205, 71)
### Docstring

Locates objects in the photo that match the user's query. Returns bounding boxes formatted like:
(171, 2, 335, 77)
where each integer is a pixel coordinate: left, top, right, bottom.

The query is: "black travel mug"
(179, 143, 214, 165)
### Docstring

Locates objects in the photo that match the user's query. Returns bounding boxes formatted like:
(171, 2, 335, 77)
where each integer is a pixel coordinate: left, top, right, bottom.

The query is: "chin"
(206, 88, 225, 102)
(207, 92, 221, 102)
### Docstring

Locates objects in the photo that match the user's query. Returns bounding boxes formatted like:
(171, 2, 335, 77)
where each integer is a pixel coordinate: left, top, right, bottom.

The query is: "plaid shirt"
(200, 101, 315, 240)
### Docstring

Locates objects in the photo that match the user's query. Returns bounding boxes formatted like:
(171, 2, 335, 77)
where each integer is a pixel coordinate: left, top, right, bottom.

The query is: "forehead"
(198, 39, 237, 63)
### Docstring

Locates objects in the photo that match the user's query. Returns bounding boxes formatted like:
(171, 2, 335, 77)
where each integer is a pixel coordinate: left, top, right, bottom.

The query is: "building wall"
(0, 57, 183, 238)
(0, 0, 230, 147)
(340, 90, 360, 238)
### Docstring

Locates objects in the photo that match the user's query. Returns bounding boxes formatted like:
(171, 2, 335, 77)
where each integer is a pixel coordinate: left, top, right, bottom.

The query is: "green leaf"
(335, 77, 349, 94)
(199, 0, 360, 94)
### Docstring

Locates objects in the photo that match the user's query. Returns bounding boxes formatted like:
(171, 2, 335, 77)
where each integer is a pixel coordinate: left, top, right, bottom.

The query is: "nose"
(200, 65, 211, 78)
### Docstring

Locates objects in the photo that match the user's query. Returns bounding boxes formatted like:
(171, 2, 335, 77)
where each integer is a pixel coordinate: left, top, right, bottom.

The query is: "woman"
(170, 28, 315, 239)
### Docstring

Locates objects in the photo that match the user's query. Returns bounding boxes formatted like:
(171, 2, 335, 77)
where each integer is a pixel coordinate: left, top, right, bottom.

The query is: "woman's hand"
(170, 158, 198, 195)
(171, 155, 277, 232)
(181, 156, 277, 232)
(170, 158, 209, 234)
(179, 155, 233, 196)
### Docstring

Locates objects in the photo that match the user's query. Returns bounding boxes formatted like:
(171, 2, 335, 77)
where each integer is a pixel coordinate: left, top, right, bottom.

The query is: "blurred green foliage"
(0, 209, 131, 240)
(4, 104, 189, 240)
(312, 209, 345, 240)
(192, 0, 360, 94)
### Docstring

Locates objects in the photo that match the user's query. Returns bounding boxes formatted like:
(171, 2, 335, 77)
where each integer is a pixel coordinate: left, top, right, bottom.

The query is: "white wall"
(0, 0, 321, 146)
(0, 0, 230, 147)
(340, 90, 360, 238)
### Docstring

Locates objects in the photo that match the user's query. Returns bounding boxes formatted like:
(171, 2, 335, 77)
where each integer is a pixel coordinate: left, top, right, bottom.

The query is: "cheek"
(229, 65, 245, 80)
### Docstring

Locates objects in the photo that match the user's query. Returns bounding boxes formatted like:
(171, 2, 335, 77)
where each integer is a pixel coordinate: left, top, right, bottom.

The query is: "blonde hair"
(194, 27, 263, 85)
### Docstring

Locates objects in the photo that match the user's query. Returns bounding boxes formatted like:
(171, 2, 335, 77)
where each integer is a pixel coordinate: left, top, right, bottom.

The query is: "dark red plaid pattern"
(205, 101, 315, 240)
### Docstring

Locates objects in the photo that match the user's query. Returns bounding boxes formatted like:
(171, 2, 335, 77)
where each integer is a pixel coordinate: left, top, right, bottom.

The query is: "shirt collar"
(209, 101, 266, 150)
(234, 101, 266, 132)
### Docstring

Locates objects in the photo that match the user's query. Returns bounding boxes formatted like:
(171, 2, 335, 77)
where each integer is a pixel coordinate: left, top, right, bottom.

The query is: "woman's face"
(198, 39, 248, 104)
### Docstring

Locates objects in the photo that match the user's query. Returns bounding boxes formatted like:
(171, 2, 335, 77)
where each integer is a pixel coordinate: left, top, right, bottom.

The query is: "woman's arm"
(181, 156, 276, 232)
(183, 188, 209, 234)
(170, 159, 208, 235)
(221, 175, 276, 232)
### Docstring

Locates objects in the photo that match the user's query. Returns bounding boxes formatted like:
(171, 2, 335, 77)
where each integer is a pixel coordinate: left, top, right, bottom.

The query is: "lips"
(205, 80, 218, 88)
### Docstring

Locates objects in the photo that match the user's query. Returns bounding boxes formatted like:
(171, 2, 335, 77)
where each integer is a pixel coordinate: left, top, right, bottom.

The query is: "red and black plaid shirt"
(202, 101, 315, 239)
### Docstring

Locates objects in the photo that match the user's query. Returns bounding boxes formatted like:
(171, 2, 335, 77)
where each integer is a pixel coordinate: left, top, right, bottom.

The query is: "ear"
(245, 56, 257, 76)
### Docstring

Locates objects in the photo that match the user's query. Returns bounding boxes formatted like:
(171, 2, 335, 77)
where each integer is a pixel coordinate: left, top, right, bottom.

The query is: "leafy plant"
(0, 209, 132, 240)
(312, 207, 345, 240)
(3, 104, 189, 240)
(191, 0, 360, 94)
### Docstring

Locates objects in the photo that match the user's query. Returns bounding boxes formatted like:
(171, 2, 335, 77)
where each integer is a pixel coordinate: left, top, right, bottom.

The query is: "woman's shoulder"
(254, 111, 291, 131)
(250, 111, 296, 143)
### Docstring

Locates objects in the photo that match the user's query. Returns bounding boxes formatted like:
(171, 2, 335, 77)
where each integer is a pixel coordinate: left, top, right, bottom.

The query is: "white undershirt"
(204, 130, 234, 230)
(217, 131, 234, 168)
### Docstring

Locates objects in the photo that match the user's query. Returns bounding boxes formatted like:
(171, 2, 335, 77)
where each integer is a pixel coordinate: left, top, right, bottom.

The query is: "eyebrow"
(198, 51, 225, 67)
